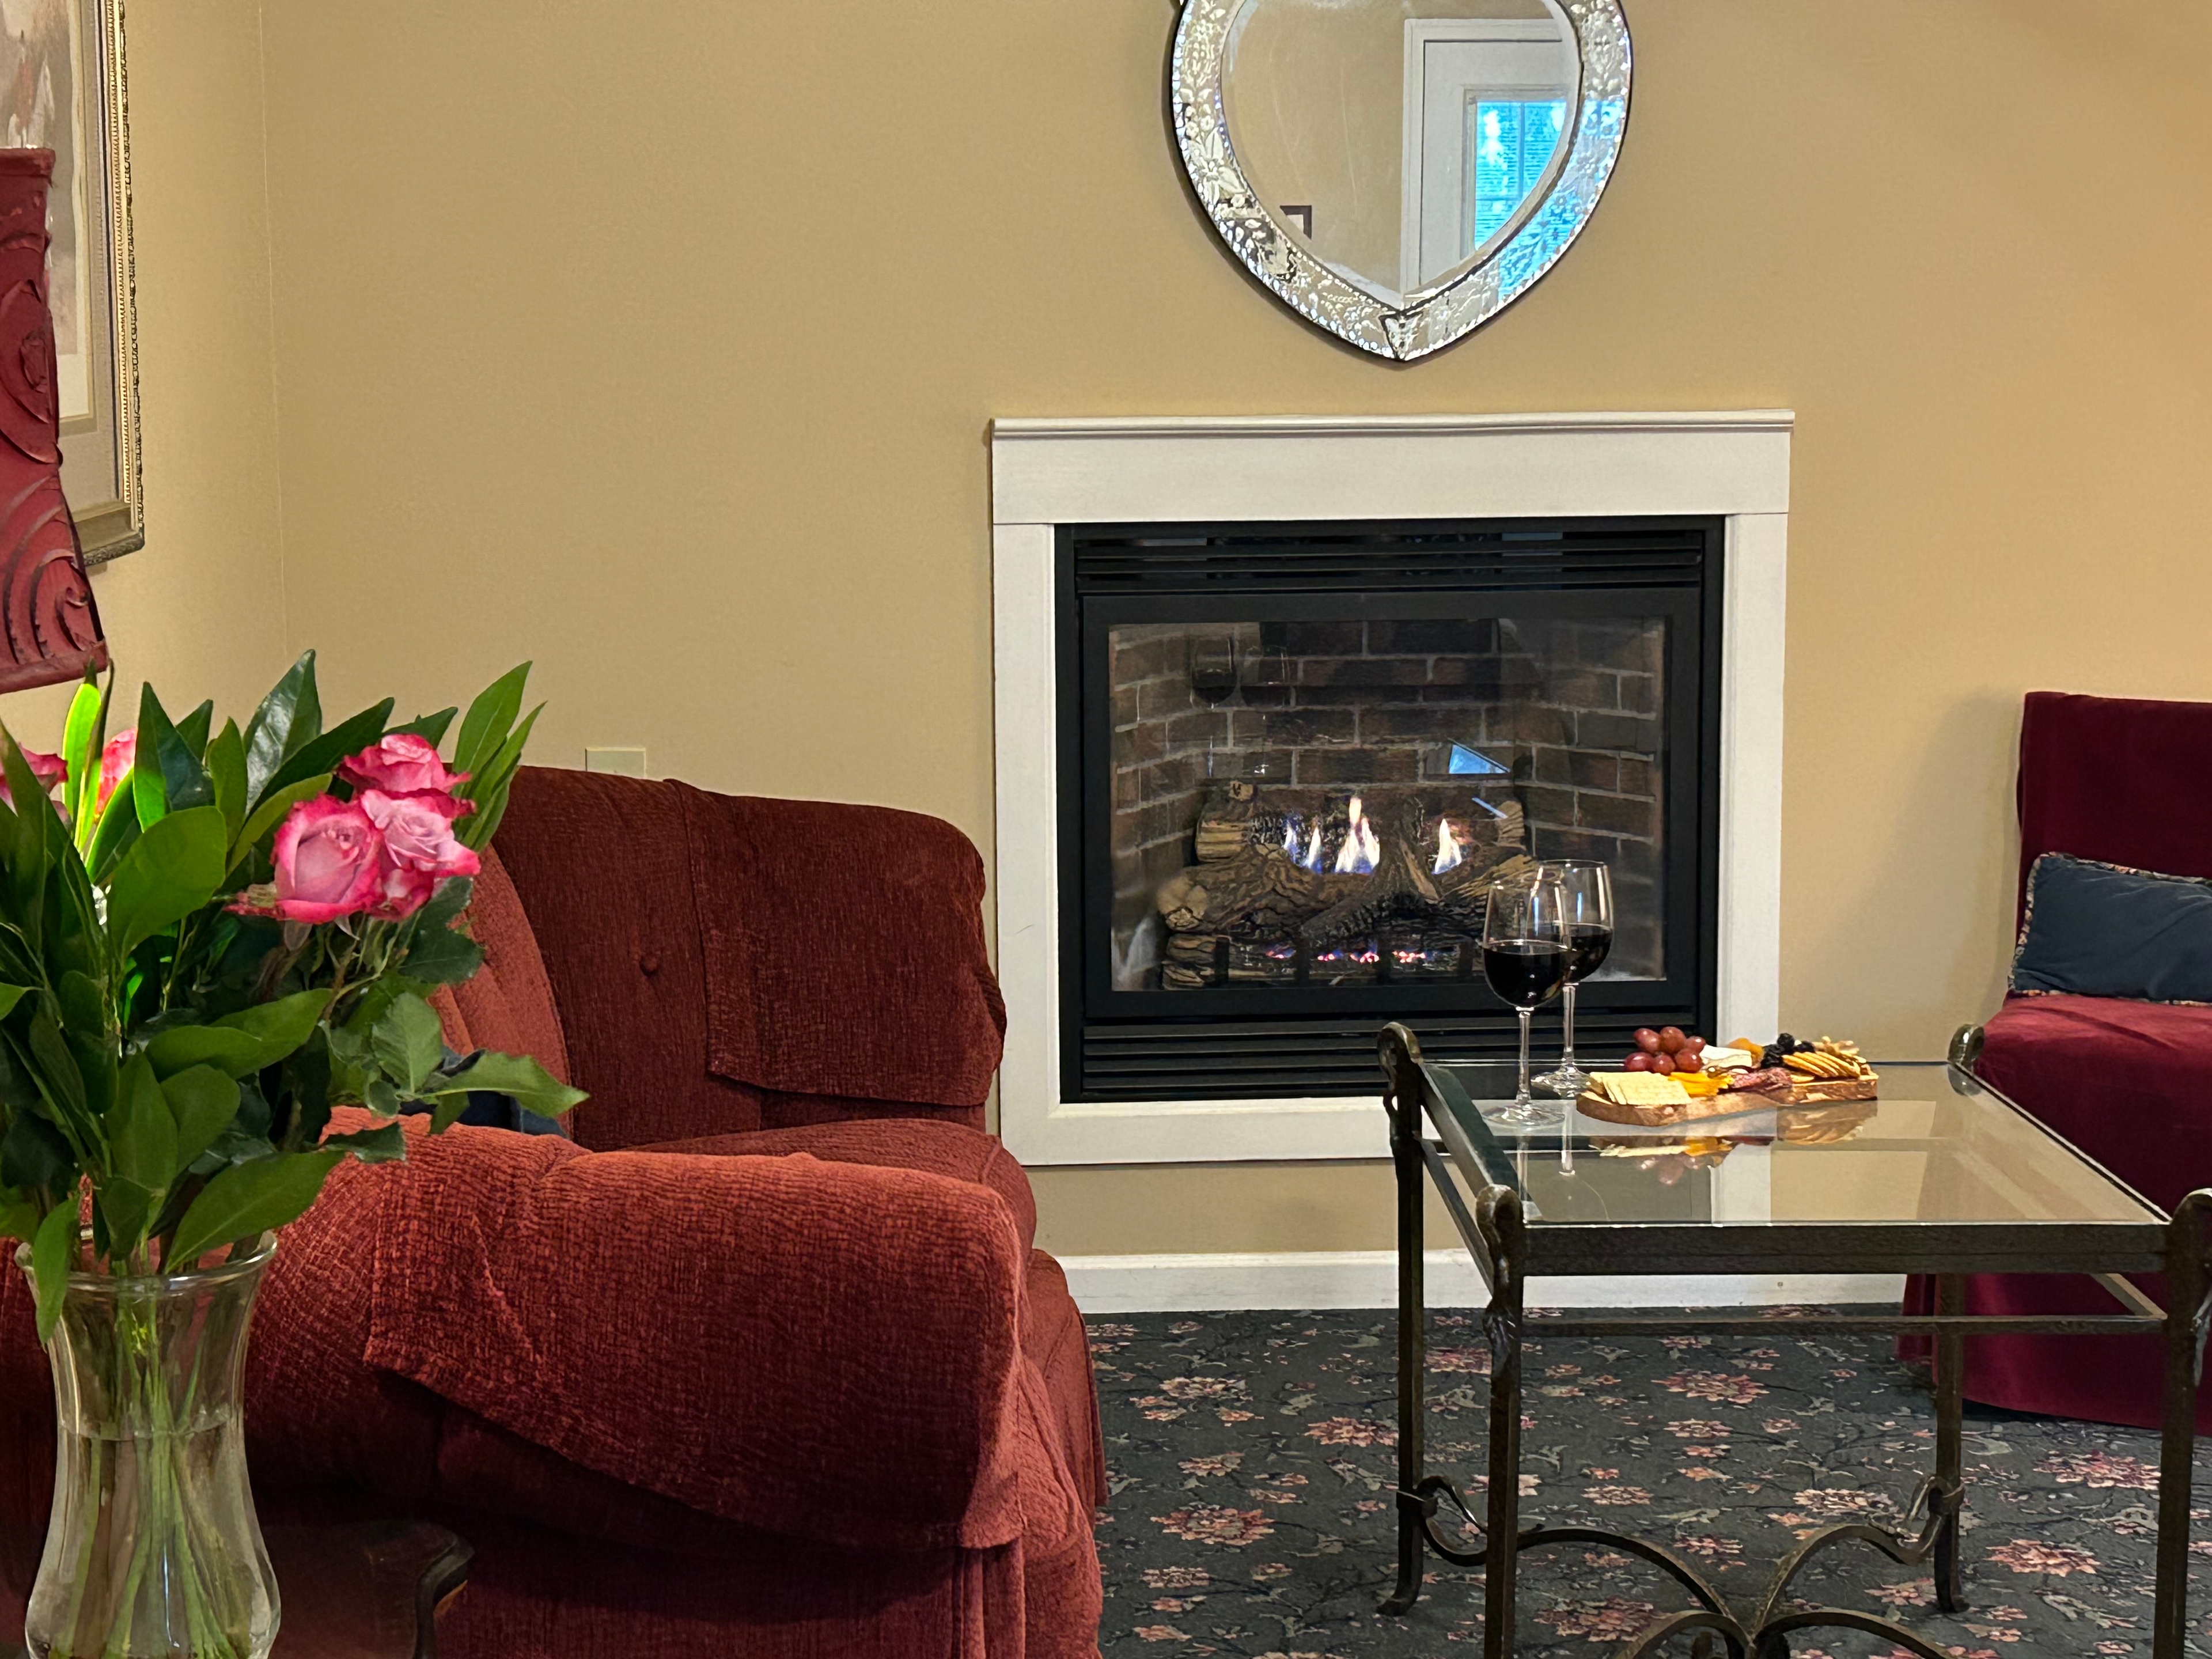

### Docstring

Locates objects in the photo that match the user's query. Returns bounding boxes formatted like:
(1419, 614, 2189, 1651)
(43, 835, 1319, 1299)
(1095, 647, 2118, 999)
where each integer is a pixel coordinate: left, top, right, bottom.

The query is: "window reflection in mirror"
(1220, 0, 1580, 307)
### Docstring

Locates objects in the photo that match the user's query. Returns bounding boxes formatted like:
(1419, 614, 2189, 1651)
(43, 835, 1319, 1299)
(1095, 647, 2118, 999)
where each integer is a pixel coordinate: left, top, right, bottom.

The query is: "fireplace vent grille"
(1072, 520, 1707, 594)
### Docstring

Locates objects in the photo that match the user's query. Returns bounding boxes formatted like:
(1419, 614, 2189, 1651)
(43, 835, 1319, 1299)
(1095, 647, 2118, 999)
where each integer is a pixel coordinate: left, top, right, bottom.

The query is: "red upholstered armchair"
(1906, 692, 2212, 1430)
(0, 768, 1105, 1659)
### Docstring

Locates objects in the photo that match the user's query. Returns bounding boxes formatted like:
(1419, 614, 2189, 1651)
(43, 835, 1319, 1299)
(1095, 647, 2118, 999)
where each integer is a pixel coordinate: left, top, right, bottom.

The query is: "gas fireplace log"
(1193, 779, 1259, 863)
(1156, 847, 1328, 934)
(1297, 800, 1441, 949)
(1147, 785, 1537, 988)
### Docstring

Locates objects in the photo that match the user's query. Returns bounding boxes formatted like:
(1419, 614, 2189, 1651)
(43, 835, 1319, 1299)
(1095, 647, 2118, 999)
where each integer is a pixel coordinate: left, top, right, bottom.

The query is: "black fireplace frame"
(1056, 516, 1726, 1101)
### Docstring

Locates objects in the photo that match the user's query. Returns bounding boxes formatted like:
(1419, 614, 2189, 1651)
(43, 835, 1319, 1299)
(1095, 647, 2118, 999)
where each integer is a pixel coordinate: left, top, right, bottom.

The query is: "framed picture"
(3, 0, 139, 564)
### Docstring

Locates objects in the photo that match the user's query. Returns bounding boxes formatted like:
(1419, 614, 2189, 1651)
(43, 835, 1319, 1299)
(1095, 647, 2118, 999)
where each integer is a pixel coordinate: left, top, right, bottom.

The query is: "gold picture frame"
(5, 0, 141, 564)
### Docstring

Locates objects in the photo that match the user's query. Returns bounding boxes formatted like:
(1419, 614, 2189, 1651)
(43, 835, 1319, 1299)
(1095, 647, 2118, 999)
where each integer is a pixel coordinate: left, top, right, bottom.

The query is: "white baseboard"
(1059, 1249, 1906, 1316)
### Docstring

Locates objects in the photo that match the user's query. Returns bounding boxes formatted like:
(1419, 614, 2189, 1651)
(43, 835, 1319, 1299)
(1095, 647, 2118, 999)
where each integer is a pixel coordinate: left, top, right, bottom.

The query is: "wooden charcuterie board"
(1577, 1073, 1878, 1127)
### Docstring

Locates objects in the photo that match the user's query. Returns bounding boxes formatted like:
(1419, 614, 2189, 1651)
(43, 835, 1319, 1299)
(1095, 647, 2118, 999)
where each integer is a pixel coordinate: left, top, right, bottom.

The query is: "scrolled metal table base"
(1391, 1474, 1960, 1658)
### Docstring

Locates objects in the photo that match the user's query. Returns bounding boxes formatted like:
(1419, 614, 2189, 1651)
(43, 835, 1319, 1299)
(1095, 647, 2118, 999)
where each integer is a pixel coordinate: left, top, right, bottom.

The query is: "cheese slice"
(1589, 1071, 1692, 1108)
(1700, 1047, 1755, 1072)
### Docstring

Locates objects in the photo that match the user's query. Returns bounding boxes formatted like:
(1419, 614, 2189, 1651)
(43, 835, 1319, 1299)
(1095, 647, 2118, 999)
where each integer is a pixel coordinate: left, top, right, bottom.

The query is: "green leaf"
(454, 663, 530, 779)
(145, 988, 332, 1080)
(323, 1122, 407, 1164)
(174, 701, 215, 762)
(108, 1056, 177, 1203)
(0, 732, 51, 931)
(130, 691, 216, 832)
(165, 1150, 340, 1271)
(98, 1177, 160, 1260)
(243, 652, 323, 802)
(0, 983, 26, 1020)
(372, 993, 445, 1094)
(392, 707, 458, 749)
(155, 699, 214, 816)
(261, 701, 394, 804)
(104, 805, 229, 959)
(229, 775, 331, 870)
(31, 1200, 75, 1340)
(142, 1025, 261, 1078)
(363, 1074, 400, 1117)
(60, 675, 102, 830)
(400, 922, 482, 987)
(425, 1050, 585, 1121)
(161, 1065, 241, 1172)
(0, 1113, 71, 1196)
(0, 1196, 38, 1244)
(84, 782, 141, 882)
(453, 704, 540, 849)
(56, 971, 115, 1121)
(206, 721, 248, 844)
(25, 1012, 86, 1122)
(132, 683, 179, 828)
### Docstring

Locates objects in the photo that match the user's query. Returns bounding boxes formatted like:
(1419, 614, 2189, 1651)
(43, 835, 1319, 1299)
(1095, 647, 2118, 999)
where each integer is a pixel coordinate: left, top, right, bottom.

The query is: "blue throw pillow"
(2010, 853, 2212, 1003)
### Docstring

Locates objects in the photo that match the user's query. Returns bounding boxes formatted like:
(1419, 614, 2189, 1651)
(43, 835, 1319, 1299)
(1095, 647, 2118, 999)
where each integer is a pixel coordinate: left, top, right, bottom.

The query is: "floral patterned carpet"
(1090, 1309, 2205, 1657)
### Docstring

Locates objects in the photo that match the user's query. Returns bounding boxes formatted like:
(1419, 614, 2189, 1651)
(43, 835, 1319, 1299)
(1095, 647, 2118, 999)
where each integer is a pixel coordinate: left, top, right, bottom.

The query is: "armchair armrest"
(347, 1118, 1030, 1553)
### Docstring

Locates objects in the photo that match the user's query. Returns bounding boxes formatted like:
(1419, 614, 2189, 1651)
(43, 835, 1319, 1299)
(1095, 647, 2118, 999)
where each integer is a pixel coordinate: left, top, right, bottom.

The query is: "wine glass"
(1483, 870, 1572, 1126)
(1188, 635, 1238, 704)
(1534, 861, 1614, 1100)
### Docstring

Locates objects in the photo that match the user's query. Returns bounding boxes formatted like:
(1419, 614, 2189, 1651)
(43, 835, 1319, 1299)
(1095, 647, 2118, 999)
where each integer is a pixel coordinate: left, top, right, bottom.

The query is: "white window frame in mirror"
(1172, 0, 1630, 362)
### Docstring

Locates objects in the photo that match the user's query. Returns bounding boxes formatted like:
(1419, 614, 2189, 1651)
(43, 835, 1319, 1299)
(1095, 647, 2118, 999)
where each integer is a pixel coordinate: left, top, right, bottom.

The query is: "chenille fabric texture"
(0, 768, 1104, 1659)
(1903, 691, 2212, 1433)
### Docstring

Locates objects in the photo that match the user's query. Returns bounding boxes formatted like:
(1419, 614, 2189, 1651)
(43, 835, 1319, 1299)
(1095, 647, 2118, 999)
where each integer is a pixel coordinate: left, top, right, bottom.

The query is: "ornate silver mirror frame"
(1171, 0, 1630, 362)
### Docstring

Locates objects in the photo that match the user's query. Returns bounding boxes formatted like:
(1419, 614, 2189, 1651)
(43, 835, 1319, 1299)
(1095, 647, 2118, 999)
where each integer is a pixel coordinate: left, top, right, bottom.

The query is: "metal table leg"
(1934, 1272, 1965, 1614)
(1478, 1187, 1527, 1659)
(1382, 1067, 1429, 1617)
(2155, 1191, 2210, 1659)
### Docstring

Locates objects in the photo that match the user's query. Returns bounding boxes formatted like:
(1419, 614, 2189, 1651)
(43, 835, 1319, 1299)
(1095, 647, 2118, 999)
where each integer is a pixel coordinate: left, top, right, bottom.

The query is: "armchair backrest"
(2017, 691, 2212, 921)
(490, 767, 1005, 1150)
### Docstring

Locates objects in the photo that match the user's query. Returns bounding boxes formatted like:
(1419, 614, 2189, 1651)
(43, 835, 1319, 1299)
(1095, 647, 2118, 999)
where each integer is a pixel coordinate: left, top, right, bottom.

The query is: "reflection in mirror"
(1220, 0, 1580, 308)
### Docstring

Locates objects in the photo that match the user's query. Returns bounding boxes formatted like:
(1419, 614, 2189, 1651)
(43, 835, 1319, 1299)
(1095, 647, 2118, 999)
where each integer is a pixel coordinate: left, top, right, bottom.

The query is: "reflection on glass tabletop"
(1429, 1060, 2163, 1228)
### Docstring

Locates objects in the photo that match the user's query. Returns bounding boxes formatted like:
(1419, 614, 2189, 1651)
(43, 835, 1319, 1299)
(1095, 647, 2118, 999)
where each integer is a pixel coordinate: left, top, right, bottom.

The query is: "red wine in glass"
(1482, 872, 1571, 1126)
(1482, 940, 1572, 1006)
(1567, 924, 1613, 981)
(1535, 863, 1615, 1100)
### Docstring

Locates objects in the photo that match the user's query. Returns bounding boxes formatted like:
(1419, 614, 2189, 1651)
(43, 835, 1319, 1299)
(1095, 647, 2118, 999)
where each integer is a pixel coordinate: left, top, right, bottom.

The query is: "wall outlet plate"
(584, 747, 647, 777)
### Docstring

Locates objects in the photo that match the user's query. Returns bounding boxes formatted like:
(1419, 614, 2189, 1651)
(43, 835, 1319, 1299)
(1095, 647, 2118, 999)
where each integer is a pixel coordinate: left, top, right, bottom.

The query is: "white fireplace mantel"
(990, 412, 1791, 1166)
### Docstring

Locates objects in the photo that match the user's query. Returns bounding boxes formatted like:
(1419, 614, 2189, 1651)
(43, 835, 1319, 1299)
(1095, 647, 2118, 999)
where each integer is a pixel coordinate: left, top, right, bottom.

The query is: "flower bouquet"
(0, 650, 582, 1659)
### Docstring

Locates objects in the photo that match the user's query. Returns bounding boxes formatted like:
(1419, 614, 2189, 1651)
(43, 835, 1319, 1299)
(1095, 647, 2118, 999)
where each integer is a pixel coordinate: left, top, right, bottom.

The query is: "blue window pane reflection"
(1466, 99, 1567, 255)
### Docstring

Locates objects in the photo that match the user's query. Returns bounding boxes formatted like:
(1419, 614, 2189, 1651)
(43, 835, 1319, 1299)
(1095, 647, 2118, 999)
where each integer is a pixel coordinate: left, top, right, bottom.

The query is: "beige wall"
(9, 0, 293, 743)
(132, 1, 2212, 1258)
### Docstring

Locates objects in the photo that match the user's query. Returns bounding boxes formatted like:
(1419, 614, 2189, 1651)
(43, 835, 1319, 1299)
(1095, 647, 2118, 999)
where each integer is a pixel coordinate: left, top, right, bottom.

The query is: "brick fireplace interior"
(1062, 517, 1722, 1099)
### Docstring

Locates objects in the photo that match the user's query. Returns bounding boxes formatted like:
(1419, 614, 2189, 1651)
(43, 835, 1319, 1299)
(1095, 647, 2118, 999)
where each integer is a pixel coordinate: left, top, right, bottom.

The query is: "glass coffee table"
(1377, 1025, 2210, 1659)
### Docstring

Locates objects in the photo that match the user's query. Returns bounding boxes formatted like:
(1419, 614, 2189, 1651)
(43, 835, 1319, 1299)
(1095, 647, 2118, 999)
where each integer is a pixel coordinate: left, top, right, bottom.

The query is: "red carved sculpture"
(0, 148, 105, 694)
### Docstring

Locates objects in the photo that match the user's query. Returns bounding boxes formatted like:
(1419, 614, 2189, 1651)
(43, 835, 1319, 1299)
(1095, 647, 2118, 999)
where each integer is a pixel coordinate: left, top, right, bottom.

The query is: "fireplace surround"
(992, 414, 1790, 1164)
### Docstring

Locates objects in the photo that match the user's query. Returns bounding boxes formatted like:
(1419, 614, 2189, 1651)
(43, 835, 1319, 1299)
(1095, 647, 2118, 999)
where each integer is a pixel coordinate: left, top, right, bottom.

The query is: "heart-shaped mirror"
(1173, 0, 1630, 361)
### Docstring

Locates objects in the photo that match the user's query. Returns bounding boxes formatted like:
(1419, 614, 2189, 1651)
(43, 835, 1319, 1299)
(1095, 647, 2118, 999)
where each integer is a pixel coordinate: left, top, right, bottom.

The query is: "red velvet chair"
(0, 768, 1105, 1659)
(1905, 692, 2212, 1430)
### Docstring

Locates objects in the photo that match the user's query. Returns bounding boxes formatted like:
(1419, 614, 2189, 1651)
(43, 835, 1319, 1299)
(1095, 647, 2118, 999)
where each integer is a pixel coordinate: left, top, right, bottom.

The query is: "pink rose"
(0, 747, 66, 813)
(367, 861, 436, 922)
(338, 734, 470, 798)
(359, 790, 480, 880)
(96, 730, 134, 813)
(230, 796, 384, 923)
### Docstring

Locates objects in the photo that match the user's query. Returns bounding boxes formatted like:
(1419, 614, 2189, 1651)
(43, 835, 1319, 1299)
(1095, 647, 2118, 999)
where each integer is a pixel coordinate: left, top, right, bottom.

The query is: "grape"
(1681, 1035, 1707, 1058)
(1623, 1052, 1654, 1072)
(1652, 1052, 1676, 1074)
(1658, 1026, 1687, 1054)
(1633, 1028, 1661, 1053)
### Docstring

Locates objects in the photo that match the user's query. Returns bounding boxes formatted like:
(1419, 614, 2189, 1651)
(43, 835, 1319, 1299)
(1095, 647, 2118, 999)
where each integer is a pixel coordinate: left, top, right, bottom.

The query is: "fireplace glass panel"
(1105, 616, 1668, 994)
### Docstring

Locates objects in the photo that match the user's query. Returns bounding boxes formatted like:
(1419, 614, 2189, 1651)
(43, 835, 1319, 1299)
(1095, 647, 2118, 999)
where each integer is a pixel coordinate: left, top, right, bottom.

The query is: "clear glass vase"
(14, 1237, 281, 1659)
